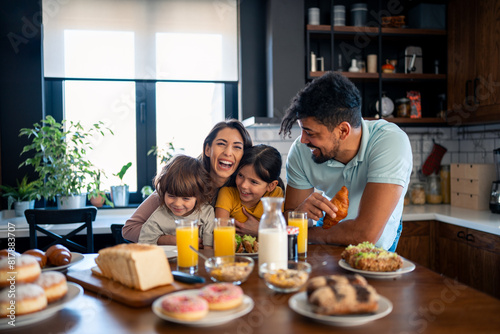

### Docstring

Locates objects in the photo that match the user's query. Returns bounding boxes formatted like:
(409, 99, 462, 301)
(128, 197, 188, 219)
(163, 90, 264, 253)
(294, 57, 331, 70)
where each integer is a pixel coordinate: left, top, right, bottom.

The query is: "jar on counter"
(440, 165, 450, 204)
(426, 174, 443, 204)
(404, 190, 410, 206)
(410, 182, 426, 205)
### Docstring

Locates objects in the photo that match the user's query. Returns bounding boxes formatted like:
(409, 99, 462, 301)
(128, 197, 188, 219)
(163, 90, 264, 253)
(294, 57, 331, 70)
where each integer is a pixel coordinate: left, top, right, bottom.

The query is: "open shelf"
(309, 72, 446, 81)
(364, 117, 447, 125)
(307, 25, 446, 36)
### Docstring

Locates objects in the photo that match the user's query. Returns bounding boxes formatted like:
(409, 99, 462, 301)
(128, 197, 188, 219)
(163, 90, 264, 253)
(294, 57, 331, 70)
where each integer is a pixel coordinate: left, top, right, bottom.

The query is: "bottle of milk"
(258, 197, 287, 277)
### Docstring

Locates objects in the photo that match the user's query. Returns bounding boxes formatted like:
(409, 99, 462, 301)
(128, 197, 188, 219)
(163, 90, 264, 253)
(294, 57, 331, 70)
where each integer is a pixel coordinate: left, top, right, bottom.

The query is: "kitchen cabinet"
(397, 220, 436, 269)
(435, 222, 500, 299)
(447, 0, 500, 125)
(305, 0, 448, 125)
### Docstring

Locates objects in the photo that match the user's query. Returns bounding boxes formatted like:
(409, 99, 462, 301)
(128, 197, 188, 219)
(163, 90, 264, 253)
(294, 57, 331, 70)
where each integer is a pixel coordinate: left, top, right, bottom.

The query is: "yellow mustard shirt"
(215, 186, 284, 223)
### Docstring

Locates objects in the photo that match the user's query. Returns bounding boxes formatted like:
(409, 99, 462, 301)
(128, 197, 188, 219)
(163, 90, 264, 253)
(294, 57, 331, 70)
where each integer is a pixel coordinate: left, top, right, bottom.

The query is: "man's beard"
(309, 146, 337, 164)
(308, 138, 340, 164)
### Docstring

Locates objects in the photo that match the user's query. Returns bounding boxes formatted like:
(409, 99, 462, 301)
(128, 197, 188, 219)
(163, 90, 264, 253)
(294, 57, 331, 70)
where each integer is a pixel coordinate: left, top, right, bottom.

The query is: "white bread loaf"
(95, 244, 173, 291)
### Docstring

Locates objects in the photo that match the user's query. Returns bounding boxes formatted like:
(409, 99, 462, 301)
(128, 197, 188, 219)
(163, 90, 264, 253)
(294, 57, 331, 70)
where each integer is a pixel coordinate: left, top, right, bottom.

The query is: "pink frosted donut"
(160, 294, 208, 321)
(198, 283, 243, 311)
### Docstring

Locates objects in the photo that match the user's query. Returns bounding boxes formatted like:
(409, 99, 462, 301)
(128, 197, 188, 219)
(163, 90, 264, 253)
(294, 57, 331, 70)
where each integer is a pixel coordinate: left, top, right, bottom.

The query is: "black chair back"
(110, 224, 132, 245)
(25, 207, 98, 253)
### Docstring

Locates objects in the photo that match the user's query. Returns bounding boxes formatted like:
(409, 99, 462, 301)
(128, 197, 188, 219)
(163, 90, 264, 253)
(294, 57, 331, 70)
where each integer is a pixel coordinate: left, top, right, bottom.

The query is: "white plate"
(158, 246, 178, 259)
(42, 252, 84, 272)
(152, 289, 254, 327)
(289, 291, 392, 327)
(0, 282, 83, 329)
(338, 258, 416, 279)
(236, 252, 258, 257)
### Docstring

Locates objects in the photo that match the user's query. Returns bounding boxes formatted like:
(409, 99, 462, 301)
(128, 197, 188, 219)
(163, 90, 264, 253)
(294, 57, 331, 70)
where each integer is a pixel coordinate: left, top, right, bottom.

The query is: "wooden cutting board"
(67, 267, 202, 308)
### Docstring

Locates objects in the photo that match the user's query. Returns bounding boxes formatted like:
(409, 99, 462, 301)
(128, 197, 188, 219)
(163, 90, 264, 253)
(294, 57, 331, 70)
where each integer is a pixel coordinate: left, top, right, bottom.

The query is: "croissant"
(323, 186, 349, 229)
(46, 244, 72, 266)
(23, 249, 47, 268)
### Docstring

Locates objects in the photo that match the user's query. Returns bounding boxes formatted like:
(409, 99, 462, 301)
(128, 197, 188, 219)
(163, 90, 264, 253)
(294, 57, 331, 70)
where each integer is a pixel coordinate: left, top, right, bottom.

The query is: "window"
(42, 0, 238, 203)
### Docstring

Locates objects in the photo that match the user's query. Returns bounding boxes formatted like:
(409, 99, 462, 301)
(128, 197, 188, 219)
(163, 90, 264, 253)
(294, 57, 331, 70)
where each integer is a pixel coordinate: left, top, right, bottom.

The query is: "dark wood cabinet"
(397, 220, 435, 269)
(398, 220, 500, 299)
(435, 222, 500, 299)
(447, 0, 500, 125)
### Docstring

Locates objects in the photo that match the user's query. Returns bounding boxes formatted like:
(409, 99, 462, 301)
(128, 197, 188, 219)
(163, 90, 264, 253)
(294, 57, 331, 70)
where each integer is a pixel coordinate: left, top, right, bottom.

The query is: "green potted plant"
(19, 115, 113, 209)
(88, 169, 114, 208)
(0, 175, 42, 216)
(110, 162, 132, 207)
(140, 185, 153, 200)
(148, 141, 183, 167)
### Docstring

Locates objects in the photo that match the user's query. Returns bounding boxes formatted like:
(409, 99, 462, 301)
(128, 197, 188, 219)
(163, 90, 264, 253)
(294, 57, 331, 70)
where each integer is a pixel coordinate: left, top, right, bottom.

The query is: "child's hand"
(235, 207, 259, 237)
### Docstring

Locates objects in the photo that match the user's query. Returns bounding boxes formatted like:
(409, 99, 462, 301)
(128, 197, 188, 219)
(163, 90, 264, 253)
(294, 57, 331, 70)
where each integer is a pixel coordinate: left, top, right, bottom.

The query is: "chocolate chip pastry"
(306, 275, 379, 315)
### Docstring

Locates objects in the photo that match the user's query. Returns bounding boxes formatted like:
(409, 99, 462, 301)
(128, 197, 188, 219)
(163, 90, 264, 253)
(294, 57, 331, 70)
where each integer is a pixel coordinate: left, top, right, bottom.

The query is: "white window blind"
(43, 0, 238, 81)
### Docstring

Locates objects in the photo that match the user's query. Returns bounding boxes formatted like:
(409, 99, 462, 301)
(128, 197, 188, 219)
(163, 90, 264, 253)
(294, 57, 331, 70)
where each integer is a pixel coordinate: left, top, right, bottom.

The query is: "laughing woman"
(122, 119, 253, 243)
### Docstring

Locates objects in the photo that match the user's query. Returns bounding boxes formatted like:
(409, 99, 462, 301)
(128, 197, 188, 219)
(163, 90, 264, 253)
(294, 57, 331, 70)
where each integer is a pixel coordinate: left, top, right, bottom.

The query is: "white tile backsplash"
(249, 123, 500, 179)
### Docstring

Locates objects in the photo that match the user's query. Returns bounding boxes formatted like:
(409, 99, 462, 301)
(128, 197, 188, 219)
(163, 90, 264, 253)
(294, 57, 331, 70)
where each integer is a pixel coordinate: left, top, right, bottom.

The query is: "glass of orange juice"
(175, 219, 199, 273)
(288, 211, 308, 258)
(214, 218, 235, 257)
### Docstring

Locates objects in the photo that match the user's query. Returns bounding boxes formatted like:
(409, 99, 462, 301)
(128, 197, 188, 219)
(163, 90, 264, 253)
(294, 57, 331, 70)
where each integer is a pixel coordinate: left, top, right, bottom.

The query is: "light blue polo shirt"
(286, 119, 412, 250)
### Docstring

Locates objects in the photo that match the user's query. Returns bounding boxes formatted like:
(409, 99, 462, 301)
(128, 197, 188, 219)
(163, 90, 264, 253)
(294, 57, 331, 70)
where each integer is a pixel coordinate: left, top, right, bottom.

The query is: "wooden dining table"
(5, 244, 500, 333)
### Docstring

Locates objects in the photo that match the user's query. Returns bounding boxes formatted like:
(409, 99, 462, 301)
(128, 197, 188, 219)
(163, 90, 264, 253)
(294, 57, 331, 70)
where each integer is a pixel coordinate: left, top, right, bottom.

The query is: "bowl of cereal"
(260, 261, 311, 293)
(205, 255, 254, 285)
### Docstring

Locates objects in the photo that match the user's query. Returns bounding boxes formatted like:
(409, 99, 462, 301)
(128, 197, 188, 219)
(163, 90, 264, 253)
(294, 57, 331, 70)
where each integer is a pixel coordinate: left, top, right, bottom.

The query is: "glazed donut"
(0, 249, 20, 259)
(46, 245, 72, 267)
(0, 283, 48, 317)
(198, 283, 243, 311)
(34, 271, 68, 303)
(23, 249, 47, 269)
(160, 294, 209, 321)
(0, 255, 41, 287)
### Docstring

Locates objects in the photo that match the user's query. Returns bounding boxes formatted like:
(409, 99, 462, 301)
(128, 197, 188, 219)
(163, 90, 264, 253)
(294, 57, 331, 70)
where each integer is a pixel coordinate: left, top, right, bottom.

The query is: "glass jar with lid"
(395, 98, 411, 118)
(410, 182, 426, 205)
(426, 174, 442, 204)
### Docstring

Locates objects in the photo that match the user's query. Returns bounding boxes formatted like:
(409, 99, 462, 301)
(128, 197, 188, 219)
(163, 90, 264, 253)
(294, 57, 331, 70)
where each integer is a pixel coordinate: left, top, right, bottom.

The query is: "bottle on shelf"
(311, 52, 317, 72)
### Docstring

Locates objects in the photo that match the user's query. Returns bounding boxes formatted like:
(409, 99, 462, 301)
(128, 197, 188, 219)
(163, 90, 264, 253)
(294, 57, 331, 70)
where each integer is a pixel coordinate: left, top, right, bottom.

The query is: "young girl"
(215, 144, 284, 222)
(139, 155, 215, 247)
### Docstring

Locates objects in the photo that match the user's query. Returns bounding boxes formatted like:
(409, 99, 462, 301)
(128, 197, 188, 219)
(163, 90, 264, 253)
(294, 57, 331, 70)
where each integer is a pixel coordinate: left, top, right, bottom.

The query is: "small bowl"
(205, 255, 254, 285)
(260, 261, 312, 293)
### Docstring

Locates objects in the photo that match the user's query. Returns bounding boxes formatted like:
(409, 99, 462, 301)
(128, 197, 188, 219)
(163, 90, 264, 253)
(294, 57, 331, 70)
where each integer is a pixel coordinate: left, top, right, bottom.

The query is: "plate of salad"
(235, 234, 258, 256)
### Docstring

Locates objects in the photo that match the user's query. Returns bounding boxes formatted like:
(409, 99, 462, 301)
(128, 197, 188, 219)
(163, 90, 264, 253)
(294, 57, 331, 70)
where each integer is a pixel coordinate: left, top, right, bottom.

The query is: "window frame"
(44, 77, 238, 205)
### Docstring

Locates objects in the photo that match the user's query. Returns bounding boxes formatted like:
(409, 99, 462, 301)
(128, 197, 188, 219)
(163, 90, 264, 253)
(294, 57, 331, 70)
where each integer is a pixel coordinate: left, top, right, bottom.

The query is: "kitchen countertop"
(403, 204, 500, 236)
(1, 205, 499, 238)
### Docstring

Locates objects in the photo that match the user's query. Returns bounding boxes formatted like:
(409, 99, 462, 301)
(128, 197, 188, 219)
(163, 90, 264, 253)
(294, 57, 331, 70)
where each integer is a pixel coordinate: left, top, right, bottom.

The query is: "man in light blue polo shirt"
(280, 72, 412, 251)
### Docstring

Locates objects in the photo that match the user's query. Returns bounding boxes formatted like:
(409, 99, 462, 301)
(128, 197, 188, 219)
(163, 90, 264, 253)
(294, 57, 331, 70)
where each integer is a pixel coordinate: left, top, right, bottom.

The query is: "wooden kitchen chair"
(25, 207, 98, 253)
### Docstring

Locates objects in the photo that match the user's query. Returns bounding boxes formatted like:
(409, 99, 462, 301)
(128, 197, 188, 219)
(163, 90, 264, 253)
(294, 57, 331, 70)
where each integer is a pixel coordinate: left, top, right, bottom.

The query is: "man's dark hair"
(280, 72, 362, 138)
